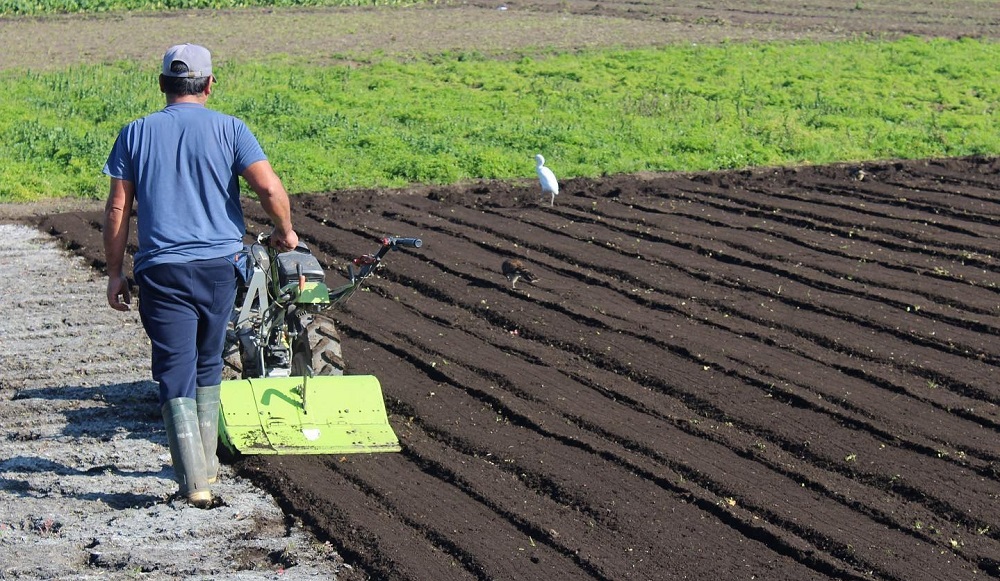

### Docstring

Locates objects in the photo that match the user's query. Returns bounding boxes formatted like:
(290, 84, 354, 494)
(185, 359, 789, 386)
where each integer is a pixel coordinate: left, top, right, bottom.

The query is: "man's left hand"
(107, 274, 132, 311)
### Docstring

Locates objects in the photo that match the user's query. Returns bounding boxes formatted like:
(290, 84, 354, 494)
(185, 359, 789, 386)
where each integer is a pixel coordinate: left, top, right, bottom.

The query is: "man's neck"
(166, 94, 209, 106)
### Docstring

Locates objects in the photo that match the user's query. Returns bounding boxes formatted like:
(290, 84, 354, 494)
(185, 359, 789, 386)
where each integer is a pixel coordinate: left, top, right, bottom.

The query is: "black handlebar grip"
(387, 237, 422, 249)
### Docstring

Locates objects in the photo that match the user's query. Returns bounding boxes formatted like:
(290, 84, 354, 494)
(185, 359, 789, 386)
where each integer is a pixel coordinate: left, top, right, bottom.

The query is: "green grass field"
(2, 30, 999, 201)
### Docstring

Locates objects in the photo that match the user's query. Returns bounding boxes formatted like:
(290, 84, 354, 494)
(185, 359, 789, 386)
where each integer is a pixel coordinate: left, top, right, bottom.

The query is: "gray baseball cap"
(161, 43, 213, 78)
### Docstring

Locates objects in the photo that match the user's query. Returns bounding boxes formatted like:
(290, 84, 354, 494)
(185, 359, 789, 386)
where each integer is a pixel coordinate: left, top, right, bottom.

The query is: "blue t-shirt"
(103, 103, 267, 273)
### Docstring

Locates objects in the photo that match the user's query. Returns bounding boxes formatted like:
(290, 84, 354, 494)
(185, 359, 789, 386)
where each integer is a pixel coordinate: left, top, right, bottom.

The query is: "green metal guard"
(219, 374, 401, 455)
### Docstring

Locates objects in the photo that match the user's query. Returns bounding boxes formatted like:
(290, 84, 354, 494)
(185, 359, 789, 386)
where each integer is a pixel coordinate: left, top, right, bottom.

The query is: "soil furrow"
(335, 305, 988, 580)
(332, 334, 890, 580)
(327, 197, 1000, 456)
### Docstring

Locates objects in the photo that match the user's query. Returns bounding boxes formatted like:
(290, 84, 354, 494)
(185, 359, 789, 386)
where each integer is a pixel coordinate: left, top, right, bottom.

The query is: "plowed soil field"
(37, 155, 1000, 580)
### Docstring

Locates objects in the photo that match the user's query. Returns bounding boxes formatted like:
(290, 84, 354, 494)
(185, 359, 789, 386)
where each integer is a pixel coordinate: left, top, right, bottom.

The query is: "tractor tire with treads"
(291, 314, 345, 377)
(222, 330, 244, 380)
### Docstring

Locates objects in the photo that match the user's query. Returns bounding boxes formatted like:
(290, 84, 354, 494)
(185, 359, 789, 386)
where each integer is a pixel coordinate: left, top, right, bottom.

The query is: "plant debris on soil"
(2, 1, 999, 580)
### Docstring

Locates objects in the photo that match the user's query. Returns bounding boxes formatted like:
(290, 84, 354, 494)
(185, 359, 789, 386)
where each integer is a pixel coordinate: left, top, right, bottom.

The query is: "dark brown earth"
(7, 1, 1000, 580)
(32, 155, 1000, 580)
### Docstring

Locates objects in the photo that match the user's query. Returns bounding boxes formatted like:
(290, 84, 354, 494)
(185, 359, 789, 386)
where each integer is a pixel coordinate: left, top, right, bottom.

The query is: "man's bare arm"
(242, 160, 298, 250)
(104, 178, 135, 311)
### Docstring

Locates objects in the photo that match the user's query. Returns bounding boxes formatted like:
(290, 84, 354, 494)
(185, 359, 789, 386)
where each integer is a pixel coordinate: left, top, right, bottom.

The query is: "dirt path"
(2, 0, 997, 73)
(0, 223, 355, 579)
(3, 1, 1000, 580)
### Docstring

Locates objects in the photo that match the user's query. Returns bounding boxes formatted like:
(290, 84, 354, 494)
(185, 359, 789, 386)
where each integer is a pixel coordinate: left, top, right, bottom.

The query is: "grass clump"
(2, 36, 1000, 201)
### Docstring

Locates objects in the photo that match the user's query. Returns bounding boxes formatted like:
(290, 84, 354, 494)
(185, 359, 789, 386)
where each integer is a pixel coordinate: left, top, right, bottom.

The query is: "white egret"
(535, 154, 559, 206)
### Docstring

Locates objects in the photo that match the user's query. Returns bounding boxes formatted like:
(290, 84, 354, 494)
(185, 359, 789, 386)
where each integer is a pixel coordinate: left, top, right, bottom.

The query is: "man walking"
(103, 43, 298, 507)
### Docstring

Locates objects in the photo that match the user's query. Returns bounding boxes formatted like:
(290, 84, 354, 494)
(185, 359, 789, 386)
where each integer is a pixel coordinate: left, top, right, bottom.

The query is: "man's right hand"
(107, 273, 132, 311)
(270, 228, 299, 252)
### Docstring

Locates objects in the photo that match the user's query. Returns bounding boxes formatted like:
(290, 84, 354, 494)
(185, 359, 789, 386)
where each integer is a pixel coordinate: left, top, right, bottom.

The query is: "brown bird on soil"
(501, 259, 538, 289)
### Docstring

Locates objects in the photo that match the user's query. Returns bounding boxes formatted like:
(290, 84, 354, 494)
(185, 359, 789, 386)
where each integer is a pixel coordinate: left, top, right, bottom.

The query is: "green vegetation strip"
(0, 0, 426, 17)
(3, 37, 999, 201)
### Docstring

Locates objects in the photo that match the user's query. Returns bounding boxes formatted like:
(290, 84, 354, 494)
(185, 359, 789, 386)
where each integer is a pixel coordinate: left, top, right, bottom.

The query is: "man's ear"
(158, 75, 167, 94)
